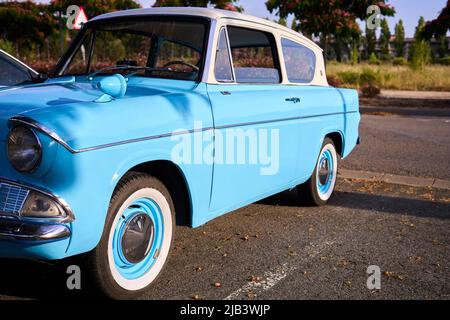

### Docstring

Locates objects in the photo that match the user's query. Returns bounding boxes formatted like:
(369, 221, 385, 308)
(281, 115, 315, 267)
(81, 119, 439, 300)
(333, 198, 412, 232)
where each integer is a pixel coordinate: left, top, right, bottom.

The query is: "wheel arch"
(113, 160, 193, 227)
(324, 131, 344, 157)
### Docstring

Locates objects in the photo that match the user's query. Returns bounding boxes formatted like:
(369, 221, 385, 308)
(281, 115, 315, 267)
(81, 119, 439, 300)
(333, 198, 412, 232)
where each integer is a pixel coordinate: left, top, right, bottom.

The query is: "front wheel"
(86, 173, 174, 299)
(297, 138, 339, 206)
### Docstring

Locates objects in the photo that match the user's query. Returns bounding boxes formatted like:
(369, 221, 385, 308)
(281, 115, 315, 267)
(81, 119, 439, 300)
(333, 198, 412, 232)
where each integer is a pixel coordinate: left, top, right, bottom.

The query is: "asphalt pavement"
(0, 111, 449, 300)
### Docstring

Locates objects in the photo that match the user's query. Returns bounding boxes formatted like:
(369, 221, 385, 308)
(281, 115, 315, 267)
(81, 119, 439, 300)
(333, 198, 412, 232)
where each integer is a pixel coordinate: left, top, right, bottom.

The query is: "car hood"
(0, 77, 206, 151)
(0, 81, 98, 139)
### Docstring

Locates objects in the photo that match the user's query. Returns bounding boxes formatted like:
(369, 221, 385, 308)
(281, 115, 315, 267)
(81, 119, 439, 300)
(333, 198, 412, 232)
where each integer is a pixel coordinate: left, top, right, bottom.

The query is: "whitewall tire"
(86, 173, 174, 299)
(297, 138, 339, 206)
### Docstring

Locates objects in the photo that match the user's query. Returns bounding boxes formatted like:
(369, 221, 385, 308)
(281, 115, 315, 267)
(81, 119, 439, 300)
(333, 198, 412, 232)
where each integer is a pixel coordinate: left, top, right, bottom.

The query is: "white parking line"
(224, 240, 336, 300)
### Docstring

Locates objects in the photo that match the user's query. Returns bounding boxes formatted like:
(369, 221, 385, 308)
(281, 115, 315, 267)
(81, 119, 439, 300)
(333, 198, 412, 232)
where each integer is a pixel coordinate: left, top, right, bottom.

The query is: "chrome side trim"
(9, 111, 357, 154)
(0, 178, 75, 223)
(0, 218, 70, 242)
(75, 127, 215, 153)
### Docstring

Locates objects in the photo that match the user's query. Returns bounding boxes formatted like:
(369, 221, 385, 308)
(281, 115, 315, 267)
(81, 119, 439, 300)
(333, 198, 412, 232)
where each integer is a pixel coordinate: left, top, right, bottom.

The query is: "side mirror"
(94, 74, 127, 103)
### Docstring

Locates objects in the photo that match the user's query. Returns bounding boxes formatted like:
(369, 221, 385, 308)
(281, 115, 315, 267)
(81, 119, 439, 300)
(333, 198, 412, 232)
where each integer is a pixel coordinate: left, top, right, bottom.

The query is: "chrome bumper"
(0, 218, 70, 242)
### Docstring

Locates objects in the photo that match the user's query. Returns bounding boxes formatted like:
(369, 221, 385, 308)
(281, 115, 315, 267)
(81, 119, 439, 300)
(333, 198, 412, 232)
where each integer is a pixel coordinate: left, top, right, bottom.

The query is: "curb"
(339, 169, 450, 191)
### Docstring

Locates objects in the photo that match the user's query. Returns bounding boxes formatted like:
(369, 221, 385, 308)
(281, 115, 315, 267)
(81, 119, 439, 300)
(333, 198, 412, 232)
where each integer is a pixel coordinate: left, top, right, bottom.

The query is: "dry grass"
(327, 63, 450, 92)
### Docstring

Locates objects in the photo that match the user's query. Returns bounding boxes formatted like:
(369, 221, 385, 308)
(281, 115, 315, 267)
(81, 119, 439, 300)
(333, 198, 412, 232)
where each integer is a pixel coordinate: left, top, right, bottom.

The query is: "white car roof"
(91, 7, 321, 51)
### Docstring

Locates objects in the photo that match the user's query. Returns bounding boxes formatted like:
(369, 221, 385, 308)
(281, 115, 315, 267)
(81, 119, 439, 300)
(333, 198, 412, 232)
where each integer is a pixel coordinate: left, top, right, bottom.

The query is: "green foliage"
(360, 68, 378, 85)
(0, 0, 142, 61)
(414, 16, 426, 39)
(365, 25, 376, 59)
(0, 39, 15, 55)
(393, 57, 408, 66)
(153, 0, 242, 11)
(379, 19, 391, 61)
(394, 19, 405, 57)
(49, 0, 140, 17)
(334, 67, 384, 91)
(0, 2, 54, 50)
(437, 35, 448, 58)
(350, 45, 359, 65)
(409, 40, 431, 70)
(436, 56, 450, 66)
(266, 0, 395, 60)
(337, 71, 359, 85)
(421, 1, 450, 39)
(369, 52, 380, 65)
(291, 19, 298, 31)
(409, 18, 431, 70)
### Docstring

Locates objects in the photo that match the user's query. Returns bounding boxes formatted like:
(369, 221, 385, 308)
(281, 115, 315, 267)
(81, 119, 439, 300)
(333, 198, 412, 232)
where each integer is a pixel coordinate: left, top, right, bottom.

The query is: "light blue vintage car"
(0, 8, 360, 298)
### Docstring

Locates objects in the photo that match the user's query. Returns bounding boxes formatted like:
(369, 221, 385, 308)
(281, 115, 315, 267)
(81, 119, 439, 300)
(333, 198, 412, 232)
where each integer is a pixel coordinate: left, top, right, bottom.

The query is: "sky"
(31, 0, 449, 37)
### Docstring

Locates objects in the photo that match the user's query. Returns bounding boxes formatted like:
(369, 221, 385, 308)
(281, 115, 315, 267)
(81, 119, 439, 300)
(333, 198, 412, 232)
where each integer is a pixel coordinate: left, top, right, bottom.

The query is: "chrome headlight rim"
(7, 126, 43, 173)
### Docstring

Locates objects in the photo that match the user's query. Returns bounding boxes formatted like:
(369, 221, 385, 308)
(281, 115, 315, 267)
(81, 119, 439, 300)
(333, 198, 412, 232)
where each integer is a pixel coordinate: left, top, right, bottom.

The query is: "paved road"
(343, 114, 450, 180)
(0, 113, 448, 300)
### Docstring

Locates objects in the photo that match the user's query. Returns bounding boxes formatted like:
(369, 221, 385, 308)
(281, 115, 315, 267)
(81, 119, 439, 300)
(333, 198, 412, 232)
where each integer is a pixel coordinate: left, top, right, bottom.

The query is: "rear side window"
(227, 27, 280, 83)
(281, 38, 316, 83)
(214, 28, 234, 82)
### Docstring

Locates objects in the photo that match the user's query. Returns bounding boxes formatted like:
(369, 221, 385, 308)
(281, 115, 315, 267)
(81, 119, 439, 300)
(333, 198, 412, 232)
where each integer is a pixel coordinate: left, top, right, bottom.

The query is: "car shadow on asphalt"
(258, 189, 450, 220)
(0, 256, 102, 300)
(0, 189, 448, 300)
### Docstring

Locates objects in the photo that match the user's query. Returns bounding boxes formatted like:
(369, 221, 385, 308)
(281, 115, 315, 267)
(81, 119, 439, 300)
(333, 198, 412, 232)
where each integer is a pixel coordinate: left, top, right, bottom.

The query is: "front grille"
(0, 182, 29, 215)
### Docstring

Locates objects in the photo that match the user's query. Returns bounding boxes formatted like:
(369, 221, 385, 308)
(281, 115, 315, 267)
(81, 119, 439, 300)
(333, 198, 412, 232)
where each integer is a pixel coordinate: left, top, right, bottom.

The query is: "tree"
(437, 35, 448, 58)
(414, 16, 426, 39)
(48, 0, 141, 18)
(393, 19, 405, 57)
(278, 17, 287, 27)
(365, 23, 376, 60)
(291, 19, 298, 32)
(0, 1, 55, 58)
(266, 0, 395, 56)
(47, 1, 140, 54)
(379, 18, 391, 60)
(409, 17, 431, 69)
(421, 0, 450, 40)
(153, 0, 242, 11)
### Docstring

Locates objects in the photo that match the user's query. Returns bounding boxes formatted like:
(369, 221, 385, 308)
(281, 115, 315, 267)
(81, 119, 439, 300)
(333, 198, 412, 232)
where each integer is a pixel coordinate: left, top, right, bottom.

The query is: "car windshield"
(60, 17, 208, 81)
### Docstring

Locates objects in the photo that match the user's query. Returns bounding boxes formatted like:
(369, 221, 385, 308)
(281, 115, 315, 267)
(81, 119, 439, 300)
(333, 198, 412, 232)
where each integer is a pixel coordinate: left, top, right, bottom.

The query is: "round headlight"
(7, 126, 42, 172)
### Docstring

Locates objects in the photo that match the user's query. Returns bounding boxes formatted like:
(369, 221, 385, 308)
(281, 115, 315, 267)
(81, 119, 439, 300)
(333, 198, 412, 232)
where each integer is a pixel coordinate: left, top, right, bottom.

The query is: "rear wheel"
(86, 173, 174, 299)
(297, 138, 338, 206)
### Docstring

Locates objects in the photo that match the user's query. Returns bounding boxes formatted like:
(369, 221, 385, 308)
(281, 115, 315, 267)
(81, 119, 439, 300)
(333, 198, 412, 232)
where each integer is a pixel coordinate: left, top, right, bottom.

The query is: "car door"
(207, 26, 302, 213)
(279, 37, 345, 180)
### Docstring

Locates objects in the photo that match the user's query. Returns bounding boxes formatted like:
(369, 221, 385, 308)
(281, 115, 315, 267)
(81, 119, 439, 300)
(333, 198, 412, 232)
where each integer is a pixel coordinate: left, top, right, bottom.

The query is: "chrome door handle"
(285, 97, 300, 103)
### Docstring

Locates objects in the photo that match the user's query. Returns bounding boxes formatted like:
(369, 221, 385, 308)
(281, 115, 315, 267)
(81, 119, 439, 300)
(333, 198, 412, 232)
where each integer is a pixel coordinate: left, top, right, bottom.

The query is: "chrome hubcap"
(120, 213, 154, 264)
(318, 157, 330, 185)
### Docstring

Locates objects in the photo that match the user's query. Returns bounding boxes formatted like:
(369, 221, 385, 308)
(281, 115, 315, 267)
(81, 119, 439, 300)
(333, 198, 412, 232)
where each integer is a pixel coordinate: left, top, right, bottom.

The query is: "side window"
(0, 54, 32, 86)
(227, 27, 280, 83)
(281, 38, 316, 83)
(214, 28, 234, 82)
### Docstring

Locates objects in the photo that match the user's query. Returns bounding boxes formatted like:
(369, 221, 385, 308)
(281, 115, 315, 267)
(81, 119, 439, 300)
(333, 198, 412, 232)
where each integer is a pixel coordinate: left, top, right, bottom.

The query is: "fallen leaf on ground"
(249, 276, 262, 283)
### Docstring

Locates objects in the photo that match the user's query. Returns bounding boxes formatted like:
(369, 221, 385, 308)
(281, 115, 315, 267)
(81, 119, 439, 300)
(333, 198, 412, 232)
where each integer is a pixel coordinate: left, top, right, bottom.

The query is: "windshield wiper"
(87, 65, 173, 80)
